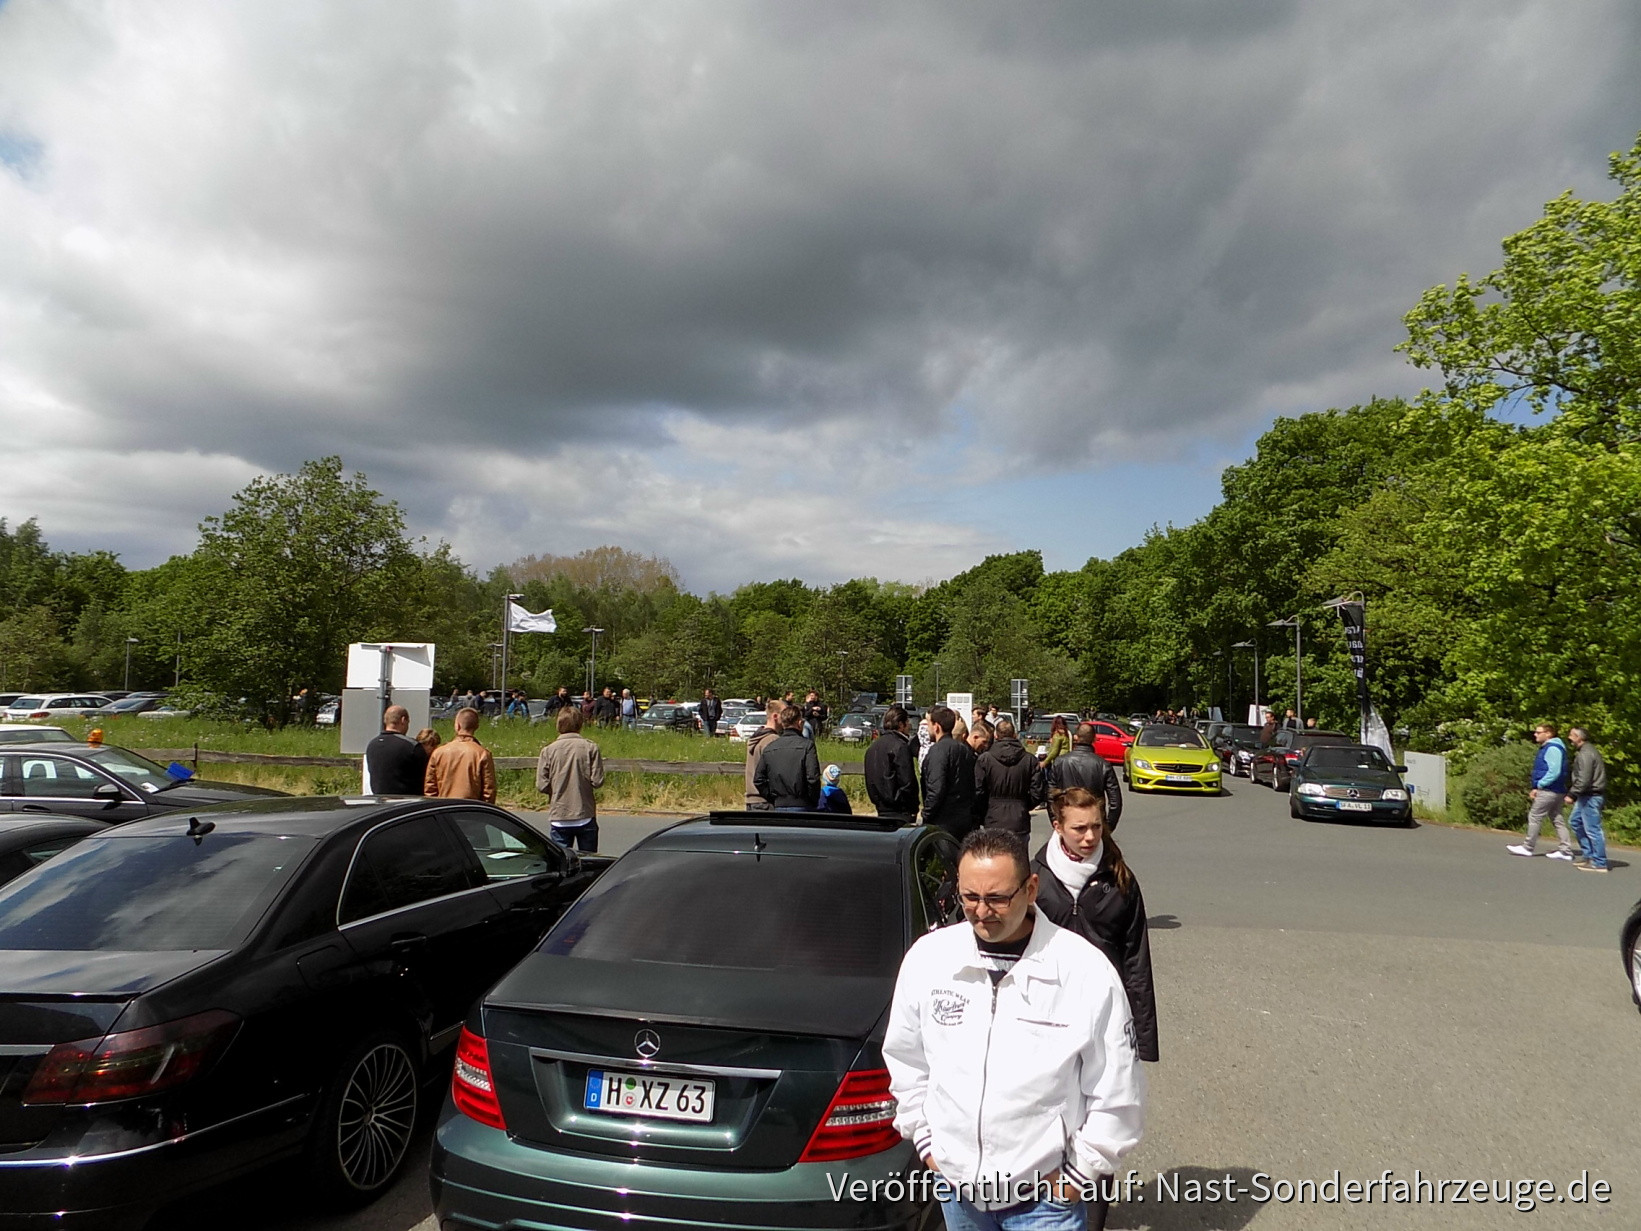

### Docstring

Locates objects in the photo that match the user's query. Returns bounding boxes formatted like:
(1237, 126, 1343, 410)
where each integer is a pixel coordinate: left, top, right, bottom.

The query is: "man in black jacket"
(974, 717, 1046, 835)
(864, 705, 919, 821)
(920, 705, 977, 839)
(754, 705, 822, 809)
(699, 688, 724, 737)
(1045, 722, 1124, 829)
(364, 705, 428, 795)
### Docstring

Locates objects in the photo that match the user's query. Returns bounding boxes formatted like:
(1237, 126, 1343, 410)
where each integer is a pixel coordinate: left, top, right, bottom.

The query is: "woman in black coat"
(1031, 785, 1158, 1061)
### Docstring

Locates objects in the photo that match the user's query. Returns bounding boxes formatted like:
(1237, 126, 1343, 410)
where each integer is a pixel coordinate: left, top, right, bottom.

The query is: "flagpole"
(500, 592, 515, 714)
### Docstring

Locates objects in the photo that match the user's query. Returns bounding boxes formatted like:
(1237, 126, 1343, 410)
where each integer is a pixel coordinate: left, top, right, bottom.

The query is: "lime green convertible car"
(1124, 724, 1223, 793)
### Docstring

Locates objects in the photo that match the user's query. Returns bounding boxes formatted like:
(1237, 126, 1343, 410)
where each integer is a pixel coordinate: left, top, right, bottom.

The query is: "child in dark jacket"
(818, 763, 853, 813)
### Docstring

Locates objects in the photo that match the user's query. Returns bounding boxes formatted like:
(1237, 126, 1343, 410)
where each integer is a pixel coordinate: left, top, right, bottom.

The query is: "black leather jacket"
(1031, 840, 1158, 1061)
(1044, 746, 1124, 829)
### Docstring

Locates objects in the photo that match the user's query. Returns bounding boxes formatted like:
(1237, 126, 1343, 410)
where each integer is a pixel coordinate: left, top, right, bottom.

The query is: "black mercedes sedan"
(0, 796, 611, 1229)
(0, 740, 285, 822)
(1288, 744, 1414, 825)
(0, 817, 106, 888)
(431, 812, 962, 1231)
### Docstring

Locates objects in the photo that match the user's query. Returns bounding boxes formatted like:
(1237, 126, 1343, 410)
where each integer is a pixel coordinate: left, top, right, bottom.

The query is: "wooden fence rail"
(135, 749, 867, 776)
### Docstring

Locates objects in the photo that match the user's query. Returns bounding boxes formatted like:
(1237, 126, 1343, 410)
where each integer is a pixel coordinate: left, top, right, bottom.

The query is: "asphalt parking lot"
(154, 778, 1640, 1230)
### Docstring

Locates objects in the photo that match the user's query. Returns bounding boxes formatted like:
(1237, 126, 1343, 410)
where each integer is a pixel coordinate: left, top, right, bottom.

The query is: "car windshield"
(1136, 726, 1206, 749)
(1025, 721, 1055, 738)
(542, 849, 902, 977)
(647, 706, 676, 718)
(838, 714, 869, 727)
(1306, 747, 1393, 772)
(81, 746, 182, 793)
(10, 698, 44, 710)
(0, 832, 313, 950)
(103, 696, 152, 712)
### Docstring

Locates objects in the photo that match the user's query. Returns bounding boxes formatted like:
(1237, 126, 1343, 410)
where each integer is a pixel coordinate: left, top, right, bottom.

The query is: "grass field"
(66, 715, 873, 813)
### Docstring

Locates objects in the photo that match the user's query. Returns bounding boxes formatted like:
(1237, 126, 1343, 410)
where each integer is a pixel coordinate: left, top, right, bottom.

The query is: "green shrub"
(1604, 803, 1641, 847)
(1457, 743, 1537, 832)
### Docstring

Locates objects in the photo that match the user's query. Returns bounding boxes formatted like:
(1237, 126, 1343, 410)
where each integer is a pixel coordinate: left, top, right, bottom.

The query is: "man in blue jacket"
(1507, 723, 1577, 860)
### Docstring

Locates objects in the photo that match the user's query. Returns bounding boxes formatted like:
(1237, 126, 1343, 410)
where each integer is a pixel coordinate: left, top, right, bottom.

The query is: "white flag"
(507, 601, 557, 633)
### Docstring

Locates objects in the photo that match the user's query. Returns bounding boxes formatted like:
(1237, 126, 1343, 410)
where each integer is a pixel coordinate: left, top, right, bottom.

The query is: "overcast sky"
(1, 0, 1636, 592)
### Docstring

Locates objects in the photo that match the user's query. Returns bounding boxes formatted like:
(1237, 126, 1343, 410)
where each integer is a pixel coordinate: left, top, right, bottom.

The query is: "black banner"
(1335, 601, 1371, 736)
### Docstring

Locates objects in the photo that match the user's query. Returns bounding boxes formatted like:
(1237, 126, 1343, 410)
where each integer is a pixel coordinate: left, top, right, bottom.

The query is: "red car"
(1086, 719, 1134, 763)
(1250, 728, 1355, 791)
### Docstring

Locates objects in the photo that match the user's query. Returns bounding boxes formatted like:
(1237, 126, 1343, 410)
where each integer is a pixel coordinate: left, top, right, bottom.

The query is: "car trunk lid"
(482, 955, 891, 1167)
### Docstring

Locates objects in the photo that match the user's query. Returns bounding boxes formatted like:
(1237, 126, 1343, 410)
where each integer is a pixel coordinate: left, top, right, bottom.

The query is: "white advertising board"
(345, 642, 435, 690)
(945, 692, 974, 721)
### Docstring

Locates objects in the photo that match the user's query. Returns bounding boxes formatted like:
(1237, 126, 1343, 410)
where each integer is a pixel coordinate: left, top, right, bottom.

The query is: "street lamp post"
(837, 651, 849, 710)
(124, 638, 139, 691)
(932, 662, 942, 709)
(583, 626, 605, 695)
(1266, 618, 1302, 725)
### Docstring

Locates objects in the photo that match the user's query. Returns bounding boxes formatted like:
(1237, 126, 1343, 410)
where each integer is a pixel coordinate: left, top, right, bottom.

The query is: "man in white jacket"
(884, 828, 1144, 1231)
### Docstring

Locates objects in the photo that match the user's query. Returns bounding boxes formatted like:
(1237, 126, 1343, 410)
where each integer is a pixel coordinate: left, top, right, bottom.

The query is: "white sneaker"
(1546, 850, 1575, 862)
(1506, 844, 1536, 857)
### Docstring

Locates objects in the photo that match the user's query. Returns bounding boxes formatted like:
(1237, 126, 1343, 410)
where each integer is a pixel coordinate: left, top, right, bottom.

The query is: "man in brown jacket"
(744, 707, 779, 811)
(424, 707, 497, 803)
(536, 706, 605, 850)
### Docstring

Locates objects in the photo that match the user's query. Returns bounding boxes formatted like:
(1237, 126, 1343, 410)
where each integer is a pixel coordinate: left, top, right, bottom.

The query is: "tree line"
(4, 133, 1637, 796)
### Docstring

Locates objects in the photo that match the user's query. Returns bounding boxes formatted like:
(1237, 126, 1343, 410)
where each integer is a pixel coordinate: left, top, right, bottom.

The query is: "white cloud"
(0, 0, 1636, 582)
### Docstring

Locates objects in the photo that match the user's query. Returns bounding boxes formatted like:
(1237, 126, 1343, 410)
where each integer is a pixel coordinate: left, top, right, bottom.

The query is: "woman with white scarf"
(1031, 786, 1159, 1062)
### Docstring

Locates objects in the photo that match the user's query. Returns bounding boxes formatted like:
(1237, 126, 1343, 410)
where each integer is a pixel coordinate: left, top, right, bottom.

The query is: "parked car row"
(0, 787, 944, 1231)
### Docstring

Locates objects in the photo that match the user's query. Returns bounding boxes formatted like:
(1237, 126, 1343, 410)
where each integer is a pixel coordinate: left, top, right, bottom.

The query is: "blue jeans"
(1569, 795, 1607, 868)
(549, 819, 599, 852)
(941, 1195, 1104, 1231)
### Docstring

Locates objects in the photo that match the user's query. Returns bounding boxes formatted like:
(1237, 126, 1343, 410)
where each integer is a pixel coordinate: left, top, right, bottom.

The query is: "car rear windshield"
(0, 832, 313, 950)
(541, 849, 902, 977)
(10, 698, 44, 710)
(1306, 747, 1393, 771)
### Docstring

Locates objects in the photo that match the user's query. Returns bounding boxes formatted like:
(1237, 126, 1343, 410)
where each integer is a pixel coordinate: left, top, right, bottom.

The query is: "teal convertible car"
(1288, 744, 1414, 826)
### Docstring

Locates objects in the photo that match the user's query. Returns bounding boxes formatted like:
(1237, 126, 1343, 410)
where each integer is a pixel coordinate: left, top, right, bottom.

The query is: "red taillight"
(28, 711, 48, 719)
(22, 1009, 239, 1105)
(452, 1026, 507, 1130)
(799, 1068, 900, 1162)
(1284, 752, 1301, 763)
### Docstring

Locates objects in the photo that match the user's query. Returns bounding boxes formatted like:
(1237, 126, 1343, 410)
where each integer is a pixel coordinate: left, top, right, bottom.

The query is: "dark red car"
(1251, 728, 1355, 791)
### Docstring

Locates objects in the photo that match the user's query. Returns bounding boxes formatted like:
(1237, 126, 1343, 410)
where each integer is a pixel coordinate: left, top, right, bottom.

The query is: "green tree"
(172, 458, 421, 722)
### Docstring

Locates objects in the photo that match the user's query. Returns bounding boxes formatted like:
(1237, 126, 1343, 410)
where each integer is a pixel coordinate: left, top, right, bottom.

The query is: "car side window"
(914, 838, 960, 931)
(339, 815, 485, 924)
(446, 810, 563, 881)
(18, 756, 110, 799)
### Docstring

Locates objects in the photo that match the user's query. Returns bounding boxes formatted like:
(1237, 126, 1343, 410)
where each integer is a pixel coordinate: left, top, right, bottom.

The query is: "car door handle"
(389, 932, 428, 955)
(21, 804, 52, 813)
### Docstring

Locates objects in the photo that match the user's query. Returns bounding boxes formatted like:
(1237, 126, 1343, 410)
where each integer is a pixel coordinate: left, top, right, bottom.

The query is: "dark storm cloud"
(1, 0, 1638, 579)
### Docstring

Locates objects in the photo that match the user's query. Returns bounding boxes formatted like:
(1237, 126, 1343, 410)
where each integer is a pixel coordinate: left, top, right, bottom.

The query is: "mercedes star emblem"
(634, 1029, 661, 1059)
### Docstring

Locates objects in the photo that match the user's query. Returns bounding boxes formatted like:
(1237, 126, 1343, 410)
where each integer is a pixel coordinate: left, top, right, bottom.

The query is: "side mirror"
(93, 782, 122, 801)
(1394, 764, 1408, 774)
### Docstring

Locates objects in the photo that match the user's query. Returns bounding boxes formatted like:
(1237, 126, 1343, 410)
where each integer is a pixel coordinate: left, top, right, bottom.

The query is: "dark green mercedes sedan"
(1288, 744, 1414, 825)
(430, 812, 962, 1231)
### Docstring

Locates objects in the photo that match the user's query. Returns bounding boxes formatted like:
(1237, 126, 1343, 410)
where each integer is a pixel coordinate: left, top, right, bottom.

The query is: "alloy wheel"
(335, 1042, 418, 1192)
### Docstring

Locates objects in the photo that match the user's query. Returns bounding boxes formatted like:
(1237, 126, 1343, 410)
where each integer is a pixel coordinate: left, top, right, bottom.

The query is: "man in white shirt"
(884, 828, 1144, 1231)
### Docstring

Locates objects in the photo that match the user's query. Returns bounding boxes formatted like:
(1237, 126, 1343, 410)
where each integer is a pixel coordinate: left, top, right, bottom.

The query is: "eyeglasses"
(958, 881, 1029, 911)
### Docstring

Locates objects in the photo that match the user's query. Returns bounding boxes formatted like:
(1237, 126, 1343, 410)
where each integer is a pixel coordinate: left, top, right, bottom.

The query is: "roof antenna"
(186, 816, 216, 845)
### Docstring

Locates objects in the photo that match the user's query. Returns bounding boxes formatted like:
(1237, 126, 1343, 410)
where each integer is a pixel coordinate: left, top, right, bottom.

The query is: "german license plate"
(1165, 774, 1196, 783)
(1339, 801, 1373, 812)
(584, 1069, 715, 1122)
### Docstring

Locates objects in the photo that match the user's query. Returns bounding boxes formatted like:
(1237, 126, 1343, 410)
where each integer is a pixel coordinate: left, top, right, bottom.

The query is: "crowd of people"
(365, 692, 1163, 1229)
